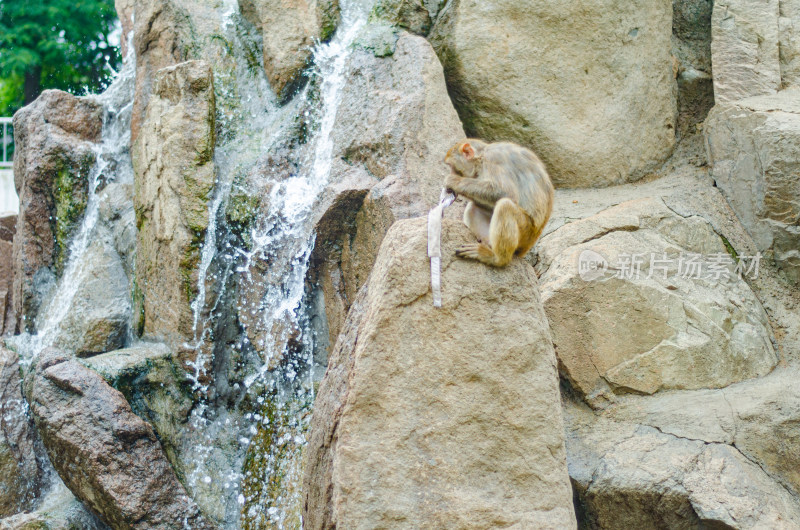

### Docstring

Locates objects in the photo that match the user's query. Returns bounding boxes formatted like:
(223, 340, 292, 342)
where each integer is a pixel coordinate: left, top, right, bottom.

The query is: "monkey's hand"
(445, 174, 462, 195)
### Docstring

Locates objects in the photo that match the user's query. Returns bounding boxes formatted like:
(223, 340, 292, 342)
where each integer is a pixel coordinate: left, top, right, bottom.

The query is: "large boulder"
(11, 90, 103, 332)
(24, 348, 213, 529)
(567, 401, 800, 528)
(238, 0, 340, 100)
(711, 0, 781, 103)
(0, 347, 43, 516)
(429, 0, 676, 187)
(309, 32, 465, 346)
(704, 89, 800, 284)
(613, 367, 800, 500)
(132, 60, 216, 346)
(304, 218, 576, 529)
(535, 197, 777, 408)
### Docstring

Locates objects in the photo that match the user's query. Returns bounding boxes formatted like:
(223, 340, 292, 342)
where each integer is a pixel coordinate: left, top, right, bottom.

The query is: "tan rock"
(536, 197, 777, 407)
(429, 0, 676, 187)
(11, 90, 102, 332)
(24, 348, 213, 529)
(567, 402, 800, 528)
(711, 0, 781, 103)
(704, 89, 800, 284)
(309, 32, 464, 346)
(238, 0, 340, 100)
(304, 218, 576, 529)
(780, 0, 800, 87)
(132, 60, 216, 346)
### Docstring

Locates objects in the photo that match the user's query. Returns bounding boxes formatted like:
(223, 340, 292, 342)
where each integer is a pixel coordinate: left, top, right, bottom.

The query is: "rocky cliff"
(0, 0, 799, 528)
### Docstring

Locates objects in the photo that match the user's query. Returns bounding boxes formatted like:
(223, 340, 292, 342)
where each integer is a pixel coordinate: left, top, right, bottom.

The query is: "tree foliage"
(0, 0, 121, 115)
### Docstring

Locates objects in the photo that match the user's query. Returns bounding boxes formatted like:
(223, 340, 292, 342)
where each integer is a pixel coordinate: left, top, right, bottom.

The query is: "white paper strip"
(427, 189, 457, 308)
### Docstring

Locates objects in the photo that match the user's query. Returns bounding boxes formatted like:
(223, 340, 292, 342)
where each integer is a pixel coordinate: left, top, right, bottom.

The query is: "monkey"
(443, 139, 554, 267)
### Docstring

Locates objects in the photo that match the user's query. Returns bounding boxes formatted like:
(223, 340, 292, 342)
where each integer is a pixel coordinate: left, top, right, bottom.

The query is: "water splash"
(9, 39, 136, 364)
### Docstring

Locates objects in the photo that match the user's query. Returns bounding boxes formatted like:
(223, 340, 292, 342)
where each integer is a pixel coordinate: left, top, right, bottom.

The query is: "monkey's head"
(444, 139, 486, 178)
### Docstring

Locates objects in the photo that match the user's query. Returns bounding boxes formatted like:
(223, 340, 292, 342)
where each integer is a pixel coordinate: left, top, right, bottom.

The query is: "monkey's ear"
(461, 142, 475, 160)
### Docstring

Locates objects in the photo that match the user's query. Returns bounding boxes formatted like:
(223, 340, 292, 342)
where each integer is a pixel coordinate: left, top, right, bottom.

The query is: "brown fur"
(444, 139, 554, 267)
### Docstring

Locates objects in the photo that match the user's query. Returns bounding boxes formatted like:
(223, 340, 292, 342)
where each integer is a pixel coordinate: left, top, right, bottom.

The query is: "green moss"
(180, 229, 205, 304)
(720, 234, 740, 263)
(319, 1, 341, 43)
(51, 154, 92, 274)
(240, 389, 312, 530)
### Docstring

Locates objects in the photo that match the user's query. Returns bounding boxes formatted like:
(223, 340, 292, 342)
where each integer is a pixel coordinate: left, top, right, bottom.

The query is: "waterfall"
(8, 42, 136, 364)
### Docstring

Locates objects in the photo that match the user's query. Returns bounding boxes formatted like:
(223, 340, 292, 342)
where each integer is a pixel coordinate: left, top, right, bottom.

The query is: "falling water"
(9, 43, 136, 363)
(179, 0, 378, 527)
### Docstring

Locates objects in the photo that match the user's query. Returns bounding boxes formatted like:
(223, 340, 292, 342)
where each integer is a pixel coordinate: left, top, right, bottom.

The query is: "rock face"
(535, 198, 777, 407)
(0, 347, 42, 516)
(429, 0, 676, 187)
(705, 89, 800, 284)
(304, 218, 576, 529)
(781, 0, 800, 87)
(11, 90, 103, 332)
(309, 32, 464, 346)
(711, 0, 782, 103)
(672, 0, 715, 136)
(24, 348, 212, 529)
(567, 401, 800, 528)
(239, 0, 340, 100)
(132, 60, 216, 345)
(0, 215, 15, 335)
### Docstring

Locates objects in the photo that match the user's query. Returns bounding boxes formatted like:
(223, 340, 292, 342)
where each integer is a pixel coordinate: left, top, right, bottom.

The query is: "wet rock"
(0, 479, 109, 529)
(704, 89, 800, 284)
(567, 402, 800, 528)
(711, 0, 781, 103)
(0, 240, 12, 336)
(11, 90, 102, 332)
(309, 32, 464, 346)
(24, 348, 213, 529)
(535, 197, 777, 408)
(0, 347, 43, 516)
(116, 0, 134, 58)
(304, 218, 576, 529)
(132, 60, 216, 346)
(238, 0, 340, 100)
(52, 226, 131, 356)
(98, 181, 137, 278)
(429, 0, 676, 187)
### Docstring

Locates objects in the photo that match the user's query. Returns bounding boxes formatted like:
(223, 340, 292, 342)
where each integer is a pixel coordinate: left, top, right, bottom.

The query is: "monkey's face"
(444, 141, 478, 178)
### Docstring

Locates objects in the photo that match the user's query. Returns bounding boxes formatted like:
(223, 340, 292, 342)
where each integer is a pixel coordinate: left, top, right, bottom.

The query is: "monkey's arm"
(446, 175, 508, 210)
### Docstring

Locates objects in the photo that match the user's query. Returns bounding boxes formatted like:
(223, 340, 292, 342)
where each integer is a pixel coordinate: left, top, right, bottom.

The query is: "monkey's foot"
(455, 243, 494, 262)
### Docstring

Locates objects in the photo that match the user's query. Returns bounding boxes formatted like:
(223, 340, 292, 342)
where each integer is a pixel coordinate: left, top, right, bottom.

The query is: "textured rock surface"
(429, 0, 676, 187)
(0, 347, 42, 516)
(369, 0, 442, 35)
(673, 0, 715, 136)
(309, 32, 464, 346)
(781, 0, 800, 87)
(304, 218, 576, 529)
(24, 348, 212, 529)
(567, 401, 800, 528)
(0, 479, 109, 530)
(705, 89, 800, 284)
(52, 227, 131, 356)
(239, 0, 340, 100)
(132, 60, 216, 345)
(711, 0, 781, 103)
(0, 239, 13, 336)
(536, 197, 777, 407)
(11, 90, 102, 332)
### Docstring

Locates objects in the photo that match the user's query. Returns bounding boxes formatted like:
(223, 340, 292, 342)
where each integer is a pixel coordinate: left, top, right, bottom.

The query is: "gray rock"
(429, 0, 677, 187)
(24, 348, 213, 529)
(11, 90, 102, 332)
(780, 0, 800, 87)
(0, 347, 42, 516)
(304, 218, 576, 529)
(711, 0, 781, 103)
(536, 197, 777, 408)
(673, 0, 715, 137)
(704, 88, 800, 284)
(51, 226, 131, 356)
